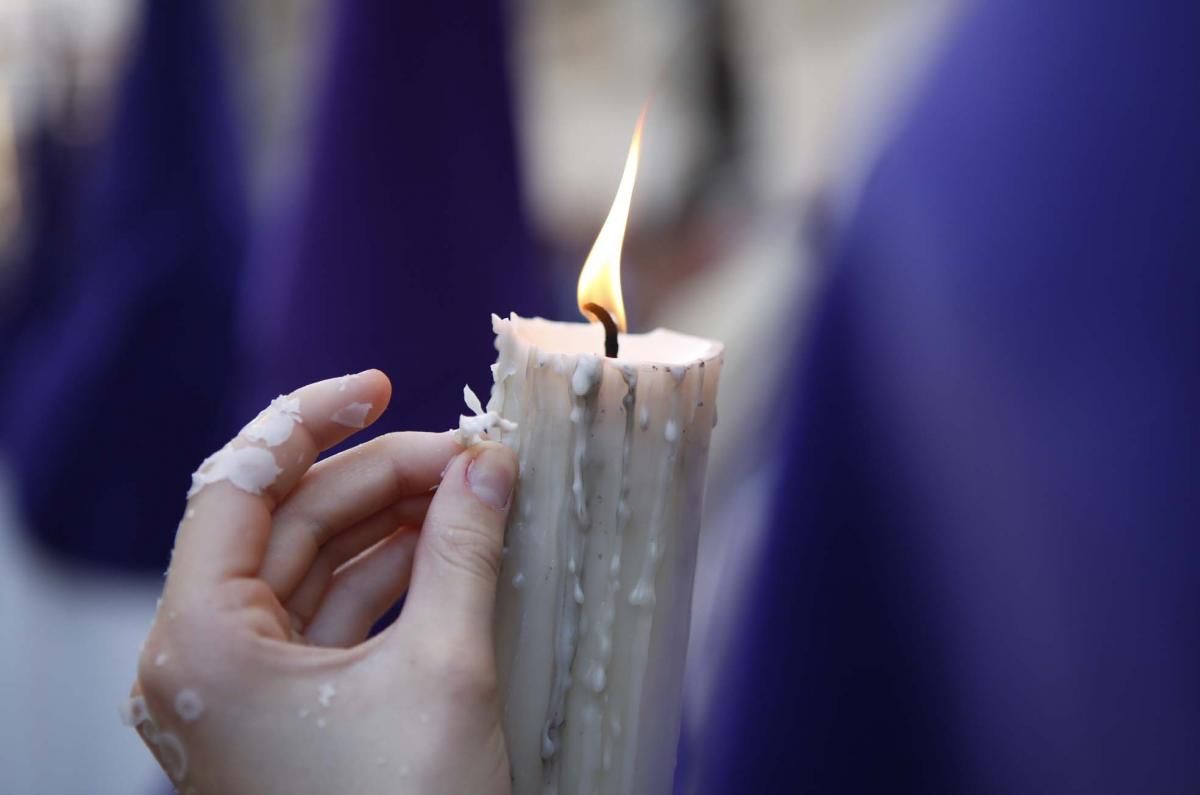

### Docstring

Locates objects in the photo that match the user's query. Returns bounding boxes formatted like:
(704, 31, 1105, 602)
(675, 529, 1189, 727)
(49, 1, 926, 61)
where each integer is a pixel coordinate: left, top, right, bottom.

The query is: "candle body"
(480, 314, 722, 795)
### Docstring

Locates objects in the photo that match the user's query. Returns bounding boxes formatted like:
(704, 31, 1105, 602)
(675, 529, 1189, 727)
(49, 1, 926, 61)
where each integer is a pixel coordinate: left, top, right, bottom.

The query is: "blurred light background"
(0, 0, 1073, 791)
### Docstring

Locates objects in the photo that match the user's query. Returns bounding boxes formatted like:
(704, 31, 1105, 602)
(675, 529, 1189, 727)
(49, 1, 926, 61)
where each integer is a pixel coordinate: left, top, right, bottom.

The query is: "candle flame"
(577, 108, 646, 333)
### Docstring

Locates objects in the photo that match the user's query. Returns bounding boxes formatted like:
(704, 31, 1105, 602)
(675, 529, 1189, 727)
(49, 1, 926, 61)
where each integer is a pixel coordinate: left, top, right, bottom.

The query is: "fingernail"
(467, 445, 516, 509)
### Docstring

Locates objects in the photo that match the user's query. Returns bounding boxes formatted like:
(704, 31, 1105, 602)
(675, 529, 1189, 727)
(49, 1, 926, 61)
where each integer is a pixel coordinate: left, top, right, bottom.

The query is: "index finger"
(168, 370, 390, 592)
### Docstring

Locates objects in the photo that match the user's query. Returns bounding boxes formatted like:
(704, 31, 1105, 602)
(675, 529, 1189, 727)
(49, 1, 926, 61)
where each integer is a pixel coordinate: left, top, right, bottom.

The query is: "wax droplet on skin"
(119, 696, 149, 727)
(155, 653, 168, 667)
(153, 730, 188, 781)
(242, 395, 303, 447)
(332, 402, 372, 428)
(175, 688, 205, 722)
(336, 373, 357, 392)
(318, 682, 336, 707)
(512, 572, 525, 588)
(188, 445, 282, 497)
(185, 508, 195, 519)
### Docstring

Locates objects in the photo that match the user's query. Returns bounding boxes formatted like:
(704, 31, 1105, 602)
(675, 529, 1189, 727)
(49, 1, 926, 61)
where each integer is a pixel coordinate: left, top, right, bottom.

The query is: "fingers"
(260, 432, 460, 601)
(170, 371, 391, 592)
(398, 442, 517, 650)
(281, 495, 429, 626)
(303, 530, 419, 647)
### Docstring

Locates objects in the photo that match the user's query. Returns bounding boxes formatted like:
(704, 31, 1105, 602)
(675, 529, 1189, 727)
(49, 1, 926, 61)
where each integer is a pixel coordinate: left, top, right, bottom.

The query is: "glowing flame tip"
(577, 109, 646, 333)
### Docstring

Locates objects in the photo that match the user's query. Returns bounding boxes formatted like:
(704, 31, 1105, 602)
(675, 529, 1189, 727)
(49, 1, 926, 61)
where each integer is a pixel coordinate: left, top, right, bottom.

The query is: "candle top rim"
(498, 313, 723, 367)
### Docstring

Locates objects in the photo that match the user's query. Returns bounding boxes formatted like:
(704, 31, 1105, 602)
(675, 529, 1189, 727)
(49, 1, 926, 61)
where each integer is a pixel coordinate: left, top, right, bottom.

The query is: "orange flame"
(577, 108, 646, 333)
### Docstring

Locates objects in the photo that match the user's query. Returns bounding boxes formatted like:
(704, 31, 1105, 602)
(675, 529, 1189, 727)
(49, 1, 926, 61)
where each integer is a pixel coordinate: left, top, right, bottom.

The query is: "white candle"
(460, 313, 722, 794)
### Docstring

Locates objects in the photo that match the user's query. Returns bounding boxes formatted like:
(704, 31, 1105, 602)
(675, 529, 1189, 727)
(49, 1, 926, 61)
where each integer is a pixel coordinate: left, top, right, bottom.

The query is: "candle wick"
(583, 303, 619, 358)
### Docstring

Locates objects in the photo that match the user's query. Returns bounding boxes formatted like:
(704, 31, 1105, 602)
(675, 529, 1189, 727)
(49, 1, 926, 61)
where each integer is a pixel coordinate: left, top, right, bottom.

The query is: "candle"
(455, 111, 724, 794)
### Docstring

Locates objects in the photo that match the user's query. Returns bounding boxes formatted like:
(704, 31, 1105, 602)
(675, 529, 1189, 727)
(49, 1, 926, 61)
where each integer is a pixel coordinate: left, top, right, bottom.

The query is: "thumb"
(402, 442, 517, 645)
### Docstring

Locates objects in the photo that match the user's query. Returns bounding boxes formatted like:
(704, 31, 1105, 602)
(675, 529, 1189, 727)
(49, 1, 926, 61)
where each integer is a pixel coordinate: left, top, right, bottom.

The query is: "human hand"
(123, 371, 518, 794)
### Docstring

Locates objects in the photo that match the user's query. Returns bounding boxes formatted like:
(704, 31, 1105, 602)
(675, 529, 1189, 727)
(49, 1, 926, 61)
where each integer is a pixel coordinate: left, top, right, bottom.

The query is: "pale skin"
(127, 370, 518, 794)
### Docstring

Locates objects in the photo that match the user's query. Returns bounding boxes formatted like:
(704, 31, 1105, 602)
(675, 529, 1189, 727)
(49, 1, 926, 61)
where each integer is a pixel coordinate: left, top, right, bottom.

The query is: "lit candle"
(457, 112, 723, 794)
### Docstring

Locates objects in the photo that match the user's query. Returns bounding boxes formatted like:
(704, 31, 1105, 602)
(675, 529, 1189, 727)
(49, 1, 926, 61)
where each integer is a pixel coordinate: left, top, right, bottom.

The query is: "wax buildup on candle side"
(485, 313, 722, 795)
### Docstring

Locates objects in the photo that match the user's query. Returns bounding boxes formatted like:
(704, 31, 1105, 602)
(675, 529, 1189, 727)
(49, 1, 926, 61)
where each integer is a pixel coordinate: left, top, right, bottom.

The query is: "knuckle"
(429, 518, 500, 583)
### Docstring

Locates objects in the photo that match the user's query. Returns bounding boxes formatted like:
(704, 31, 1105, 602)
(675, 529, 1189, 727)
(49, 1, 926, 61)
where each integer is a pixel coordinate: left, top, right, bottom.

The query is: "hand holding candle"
(123, 372, 520, 795)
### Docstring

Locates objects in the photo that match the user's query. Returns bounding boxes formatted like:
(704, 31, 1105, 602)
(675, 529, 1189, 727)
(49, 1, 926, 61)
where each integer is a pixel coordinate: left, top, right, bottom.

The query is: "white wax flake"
(336, 373, 358, 392)
(242, 395, 303, 447)
(331, 401, 372, 429)
(184, 508, 195, 519)
(463, 385, 485, 415)
(188, 445, 281, 498)
(174, 688, 205, 722)
(512, 572, 525, 588)
(571, 356, 602, 396)
(154, 652, 168, 667)
(454, 384, 517, 447)
(318, 682, 336, 707)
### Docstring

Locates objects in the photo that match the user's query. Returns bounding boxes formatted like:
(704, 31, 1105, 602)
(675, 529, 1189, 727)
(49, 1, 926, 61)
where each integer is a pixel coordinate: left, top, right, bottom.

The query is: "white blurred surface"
(0, 460, 163, 795)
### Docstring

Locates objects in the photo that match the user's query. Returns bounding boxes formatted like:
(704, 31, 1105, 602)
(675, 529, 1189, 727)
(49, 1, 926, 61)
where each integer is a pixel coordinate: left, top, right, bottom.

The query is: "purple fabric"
(0, 0, 247, 571)
(0, 129, 88, 374)
(236, 0, 551, 435)
(691, 1, 1200, 793)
